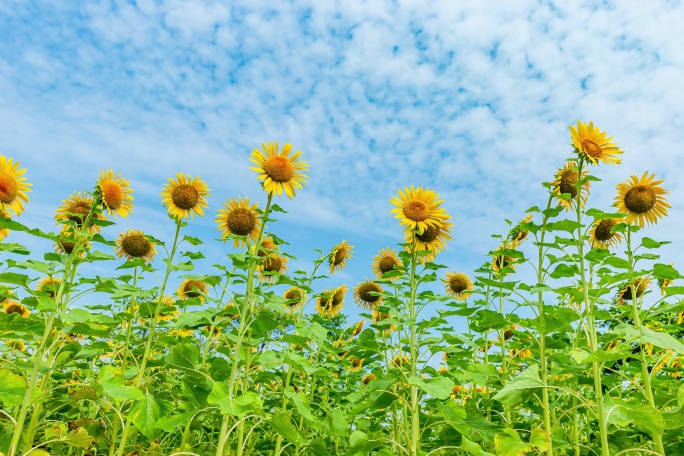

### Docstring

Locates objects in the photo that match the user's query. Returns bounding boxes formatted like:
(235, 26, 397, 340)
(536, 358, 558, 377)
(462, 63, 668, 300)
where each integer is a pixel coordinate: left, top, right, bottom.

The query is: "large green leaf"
(268, 412, 305, 446)
(494, 428, 532, 456)
(165, 343, 200, 370)
(129, 393, 162, 440)
(153, 411, 195, 432)
(614, 323, 684, 355)
(493, 365, 544, 406)
(461, 436, 495, 456)
(0, 368, 27, 407)
(407, 375, 454, 400)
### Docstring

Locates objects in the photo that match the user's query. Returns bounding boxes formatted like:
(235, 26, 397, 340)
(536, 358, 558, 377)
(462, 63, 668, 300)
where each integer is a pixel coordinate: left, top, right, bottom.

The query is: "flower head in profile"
(329, 240, 353, 274)
(315, 285, 346, 318)
(614, 172, 670, 227)
(98, 169, 134, 218)
(491, 244, 517, 276)
(2, 299, 30, 318)
(0, 156, 31, 216)
(372, 310, 396, 335)
(115, 230, 156, 262)
(510, 215, 533, 248)
(36, 277, 61, 298)
(348, 356, 364, 372)
(372, 248, 402, 281)
(259, 254, 289, 283)
(443, 272, 473, 302)
(570, 121, 622, 166)
(156, 296, 178, 322)
(351, 320, 365, 338)
(6, 339, 26, 352)
(362, 373, 376, 385)
(590, 218, 623, 249)
(55, 192, 105, 233)
(176, 279, 208, 301)
(408, 219, 452, 263)
(0, 209, 10, 241)
(353, 279, 383, 310)
(617, 276, 652, 305)
(283, 287, 307, 312)
(53, 230, 89, 257)
(216, 196, 261, 248)
(390, 186, 449, 234)
(551, 162, 590, 211)
(161, 173, 210, 220)
(249, 142, 308, 198)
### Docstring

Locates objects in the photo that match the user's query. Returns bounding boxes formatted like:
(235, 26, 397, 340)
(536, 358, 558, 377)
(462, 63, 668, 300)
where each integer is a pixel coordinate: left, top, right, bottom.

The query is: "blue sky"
(2, 1, 684, 322)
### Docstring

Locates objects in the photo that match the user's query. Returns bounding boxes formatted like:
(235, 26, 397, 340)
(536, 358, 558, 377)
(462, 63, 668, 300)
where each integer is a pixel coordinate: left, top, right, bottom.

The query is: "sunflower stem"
(408, 231, 421, 456)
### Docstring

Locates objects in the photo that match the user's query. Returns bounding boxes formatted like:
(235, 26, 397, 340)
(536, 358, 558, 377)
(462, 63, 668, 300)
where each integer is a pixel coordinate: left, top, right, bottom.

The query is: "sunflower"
(510, 348, 533, 360)
(329, 240, 353, 274)
(249, 142, 308, 198)
(353, 280, 383, 310)
(372, 310, 396, 335)
(390, 186, 449, 234)
(216, 197, 261, 248)
(372, 248, 402, 281)
(361, 373, 376, 385)
(617, 276, 652, 304)
(0, 209, 10, 241)
(176, 279, 208, 301)
(590, 218, 623, 249)
(0, 156, 31, 216)
(510, 215, 533, 249)
(283, 287, 307, 312)
(392, 354, 409, 368)
(221, 302, 241, 321)
(55, 192, 104, 233)
(658, 264, 674, 296)
(53, 230, 89, 256)
(315, 285, 346, 318)
(156, 296, 178, 321)
(443, 272, 473, 302)
(491, 244, 517, 275)
(351, 320, 365, 338)
(98, 169, 134, 218)
(161, 173, 210, 220)
(115, 229, 156, 262)
(614, 172, 670, 227)
(5, 339, 26, 352)
(348, 356, 364, 372)
(569, 121, 623, 166)
(551, 162, 590, 211)
(2, 299, 30, 318)
(259, 254, 289, 283)
(408, 220, 452, 262)
(36, 277, 61, 298)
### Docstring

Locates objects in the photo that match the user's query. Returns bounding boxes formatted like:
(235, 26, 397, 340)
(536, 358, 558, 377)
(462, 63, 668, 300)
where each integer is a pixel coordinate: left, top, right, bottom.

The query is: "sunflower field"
(1, 124, 683, 456)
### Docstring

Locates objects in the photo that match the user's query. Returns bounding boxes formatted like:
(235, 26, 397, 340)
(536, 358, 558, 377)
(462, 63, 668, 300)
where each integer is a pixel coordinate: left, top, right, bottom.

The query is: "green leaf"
(349, 430, 368, 449)
(153, 411, 195, 432)
(407, 375, 454, 400)
(129, 393, 162, 440)
(215, 391, 263, 417)
(549, 264, 579, 279)
(529, 428, 549, 451)
(63, 427, 93, 449)
(268, 412, 305, 446)
(678, 384, 684, 408)
(494, 428, 532, 456)
(585, 209, 627, 221)
(653, 263, 682, 280)
(285, 389, 315, 422)
(0, 368, 27, 407)
(98, 366, 144, 403)
(183, 235, 203, 246)
(165, 343, 199, 370)
(461, 436, 495, 456)
(0, 272, 30, 287)
(493, 365, 544, 406)
(614, 323, 684, 355)
(548, 220, 582, 233)
(641, 237, 669, 249)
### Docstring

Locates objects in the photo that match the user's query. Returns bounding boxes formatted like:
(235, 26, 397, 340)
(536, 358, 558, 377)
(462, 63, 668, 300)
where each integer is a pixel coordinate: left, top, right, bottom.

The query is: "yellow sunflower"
(0, 209, 10, 241)
(115, 229, 156, 262)
(569, 121, 623, 166)
(249, 142, 308, 198)
(2, 299, 30, 318)
(408, 220, 452, 262)
(348, 356, 364, 372)
(156, 296, 178, 321)
(0, 155, 31, 216)
(617, 276, 652, 305)
(176, 279, 208, 301)
(443, 272, 474, 302)
(259, 254, 289, 283)
(392, 354, 409, 368)
(5, 339, 26, 352)
(353, 279, 383, 310)
(372, 248, 402, 281)
(283, 287, 307, 312)
(329, 240, 354, 274)
(36, 277, 61, 298)
(372, 310, 396, 335)
(491, 244, 517, 275)
(361, 373, 376, 385)
(98, 169, 134, 218)
(551, 162, 590, 211)
(614, 172, 670, 227)
(510, 215, 533, 248)
(390, 186, 449, 234)
(216, 196, 261, 248)
(590, 218, 623, 249)
(53, 230, 89, 256)
(315, 285, 346, 318)
(55, 192, 104, 233)
(351, 320, 365, 338)
(161, 173, 210, 220)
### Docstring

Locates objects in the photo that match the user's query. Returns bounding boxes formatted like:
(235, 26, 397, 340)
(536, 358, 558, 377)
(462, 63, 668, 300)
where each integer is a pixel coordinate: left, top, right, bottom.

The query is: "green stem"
(408, 231, 420, 456)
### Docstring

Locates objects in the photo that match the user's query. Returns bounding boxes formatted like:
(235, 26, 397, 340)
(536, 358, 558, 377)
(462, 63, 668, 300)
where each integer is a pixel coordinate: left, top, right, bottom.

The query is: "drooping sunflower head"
(0, 209, 10, 241)
(55, 192, 105, 233)
(372, 310, 396, 335)
(361, 373, 376, 385)
(36, 277, 61, 298)
(614, 172, 670, 228)
(570, 121, 623, 166)
(392, 354, 409, 368)
(372, 248, 402, 281)
(590, 218, 623, 249)
(216, 196, 261, 248)
(259, 254, 289, 283)
(348, 356, 364, 372)
(617, 276, 652, 304)
(2, 299, 30, 318)
(249, 142, 308, 199)
(53, 230, 89, 257)
(157, 296, 178, 321)
(283, 287, 307, 312)
(0, 156, 31, 216)
(491, 244, 517, 276)
(409, 220, 453, 263)
(329, 240, 354, 274)
(97, 169, 134, 218)
(315, 285, 346, 318)
(176, 279, 208, 301)
(443, 272, 474, 302)
(510, 215, 533, 249)
(353, 279, 383, 310)
(161, 173, 210, 220)
(5, 339, 26, 352)
(390, 186, 449, 234)
(551, 162, 591, 211)
(351, 319, 365, 338)
(115, 230, 156, 262)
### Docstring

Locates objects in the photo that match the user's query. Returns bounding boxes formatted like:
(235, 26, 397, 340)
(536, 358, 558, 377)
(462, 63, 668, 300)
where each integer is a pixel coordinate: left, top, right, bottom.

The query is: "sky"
(1, 0, 684, 325)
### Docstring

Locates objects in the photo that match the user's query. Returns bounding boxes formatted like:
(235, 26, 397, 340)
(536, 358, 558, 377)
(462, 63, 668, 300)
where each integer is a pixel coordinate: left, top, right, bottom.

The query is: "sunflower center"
(5, 303, 24, 315)
(358, 283, 381, 303)
(559, 169, 578, 198)
(263, 156, 294, 183)
(416, 225, 439, 243)
(595, 219, 617, 241)
(333, 247, 348, 266)
(378, 256, 397, 274)
(624, 186, 656, 214)
(101, 181, 124, 210)
(581, 139, 603, 158)
(121, 234, 152, 258)
(403, 200, 429, 222)
(227, 208, 256, 236)
(183, 280, 205, 298)
(172, 185, 200, 210)
(285, 289, 302, 302)
(332, 289, 345, 306)
(58, 237, 75, 254)
(0, 171, 18, 204)
(263, 257, 282, 273)
(67, 202, 91, 225)
(448, 276, 468, 294)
